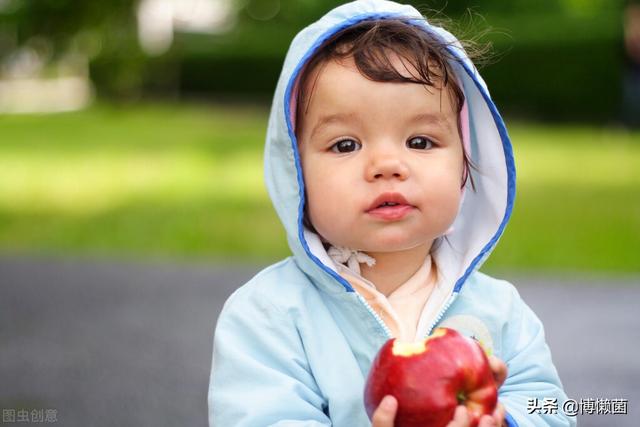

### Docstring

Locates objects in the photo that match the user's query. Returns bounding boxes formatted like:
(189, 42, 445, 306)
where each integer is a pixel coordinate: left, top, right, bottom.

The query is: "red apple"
(364, 327, 497, 427)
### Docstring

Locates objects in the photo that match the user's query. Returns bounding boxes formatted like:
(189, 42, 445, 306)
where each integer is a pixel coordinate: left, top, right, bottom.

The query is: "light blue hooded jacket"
(208, 1, 575, 426)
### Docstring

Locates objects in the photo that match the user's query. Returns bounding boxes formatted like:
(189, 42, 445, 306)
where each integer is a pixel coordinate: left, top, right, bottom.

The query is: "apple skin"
(364, 327, 497, 427)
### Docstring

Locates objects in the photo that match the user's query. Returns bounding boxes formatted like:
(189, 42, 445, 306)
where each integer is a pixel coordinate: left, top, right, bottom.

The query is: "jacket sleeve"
(208, 286, 331, 427)
(498, 285, 577, 427)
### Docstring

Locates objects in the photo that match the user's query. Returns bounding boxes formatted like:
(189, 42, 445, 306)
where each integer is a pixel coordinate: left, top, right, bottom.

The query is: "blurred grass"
(0, 102, 638, 274)
(493, 125, 640, 275)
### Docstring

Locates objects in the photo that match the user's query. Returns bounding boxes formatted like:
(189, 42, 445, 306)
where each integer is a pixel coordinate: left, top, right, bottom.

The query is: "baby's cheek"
(308, 200, 351, 244)
(427, 187, 463, 223)
(304, 187, 329, 225)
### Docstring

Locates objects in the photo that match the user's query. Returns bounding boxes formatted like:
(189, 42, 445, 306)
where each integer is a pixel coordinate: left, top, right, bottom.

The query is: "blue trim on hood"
(441, 49, 517, 294)
(504, 411, 519, 426)
(283, 13, 516, 295)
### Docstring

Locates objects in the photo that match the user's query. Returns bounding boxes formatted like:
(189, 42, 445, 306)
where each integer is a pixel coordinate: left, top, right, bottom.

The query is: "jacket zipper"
(354, 290, 459, 340)
(355, 293, 393, 339)
(424, 292, 458, 337)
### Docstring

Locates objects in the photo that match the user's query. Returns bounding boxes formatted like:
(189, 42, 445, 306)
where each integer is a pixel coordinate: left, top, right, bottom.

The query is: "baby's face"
(297, 55, 464, 254)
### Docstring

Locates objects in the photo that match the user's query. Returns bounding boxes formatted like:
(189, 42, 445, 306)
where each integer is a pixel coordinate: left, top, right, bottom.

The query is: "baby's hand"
(371, 395, 397, 427)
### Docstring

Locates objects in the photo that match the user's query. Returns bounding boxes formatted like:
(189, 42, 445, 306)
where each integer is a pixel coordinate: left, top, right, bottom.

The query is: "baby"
(208, 1, 574, 426)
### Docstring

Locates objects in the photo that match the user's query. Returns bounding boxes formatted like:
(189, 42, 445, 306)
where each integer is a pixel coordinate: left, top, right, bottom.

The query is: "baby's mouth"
(366, 192, 416, 221)
(367, 203, 415, 220)
(366, 192, 414, 213)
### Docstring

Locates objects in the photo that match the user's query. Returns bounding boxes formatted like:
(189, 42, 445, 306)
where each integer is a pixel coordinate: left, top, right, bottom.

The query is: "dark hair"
(296, 18, 479, 236)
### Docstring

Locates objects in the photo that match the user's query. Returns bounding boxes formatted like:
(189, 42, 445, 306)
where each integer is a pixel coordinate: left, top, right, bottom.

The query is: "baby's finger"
(446, 405, 470, 427)
(478, 414, 498, 427)
(371, 395, 397, 427)
(488, 356, 507, 388)
(492, 402, 506, 426)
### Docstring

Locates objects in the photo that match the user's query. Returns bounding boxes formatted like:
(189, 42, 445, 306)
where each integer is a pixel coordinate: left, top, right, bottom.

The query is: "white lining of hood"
(304, 227, 339, 274)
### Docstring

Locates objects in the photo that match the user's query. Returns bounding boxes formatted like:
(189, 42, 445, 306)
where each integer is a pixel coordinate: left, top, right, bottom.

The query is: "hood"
(264, 0, 515, 295)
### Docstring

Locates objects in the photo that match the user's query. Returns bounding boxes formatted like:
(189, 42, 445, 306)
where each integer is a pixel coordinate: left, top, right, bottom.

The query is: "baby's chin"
(361, 243, 430, 255)
(317, 224, 437, 253)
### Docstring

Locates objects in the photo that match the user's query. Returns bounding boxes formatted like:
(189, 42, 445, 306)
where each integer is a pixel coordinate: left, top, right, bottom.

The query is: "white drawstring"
(327, 245, 376, 275)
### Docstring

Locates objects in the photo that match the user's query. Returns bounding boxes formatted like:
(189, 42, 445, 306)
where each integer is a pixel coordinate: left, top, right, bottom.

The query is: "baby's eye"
(330, 139, 361, 153)
(406, 136, 435, 150)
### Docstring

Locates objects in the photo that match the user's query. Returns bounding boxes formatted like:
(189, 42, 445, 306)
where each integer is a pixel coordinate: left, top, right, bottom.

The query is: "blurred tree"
(623, 0, 640, 127)
(0, 0, 135, 54)
(0, 0, 149, 97)
(0, 0, 630, 120)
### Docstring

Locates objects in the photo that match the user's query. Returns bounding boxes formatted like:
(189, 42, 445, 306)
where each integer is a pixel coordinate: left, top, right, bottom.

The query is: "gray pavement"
(0, 256, 638, 426)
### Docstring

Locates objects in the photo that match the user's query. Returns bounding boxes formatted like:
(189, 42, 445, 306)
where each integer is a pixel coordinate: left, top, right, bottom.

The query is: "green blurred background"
(0, 0, 639, 275)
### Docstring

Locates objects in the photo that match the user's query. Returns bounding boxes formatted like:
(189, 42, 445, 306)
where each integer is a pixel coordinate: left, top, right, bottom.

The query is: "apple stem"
(457, 391, 466, 404)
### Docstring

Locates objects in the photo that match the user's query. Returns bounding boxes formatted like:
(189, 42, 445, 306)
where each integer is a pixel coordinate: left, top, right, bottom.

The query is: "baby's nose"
(365, 156, 409, 181)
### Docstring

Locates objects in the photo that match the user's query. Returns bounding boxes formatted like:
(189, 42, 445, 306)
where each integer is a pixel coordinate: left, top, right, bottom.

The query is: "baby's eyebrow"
(408, 112, 450, 129)
(309, 112, 359, 139)
(307, 111, 452, 140)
